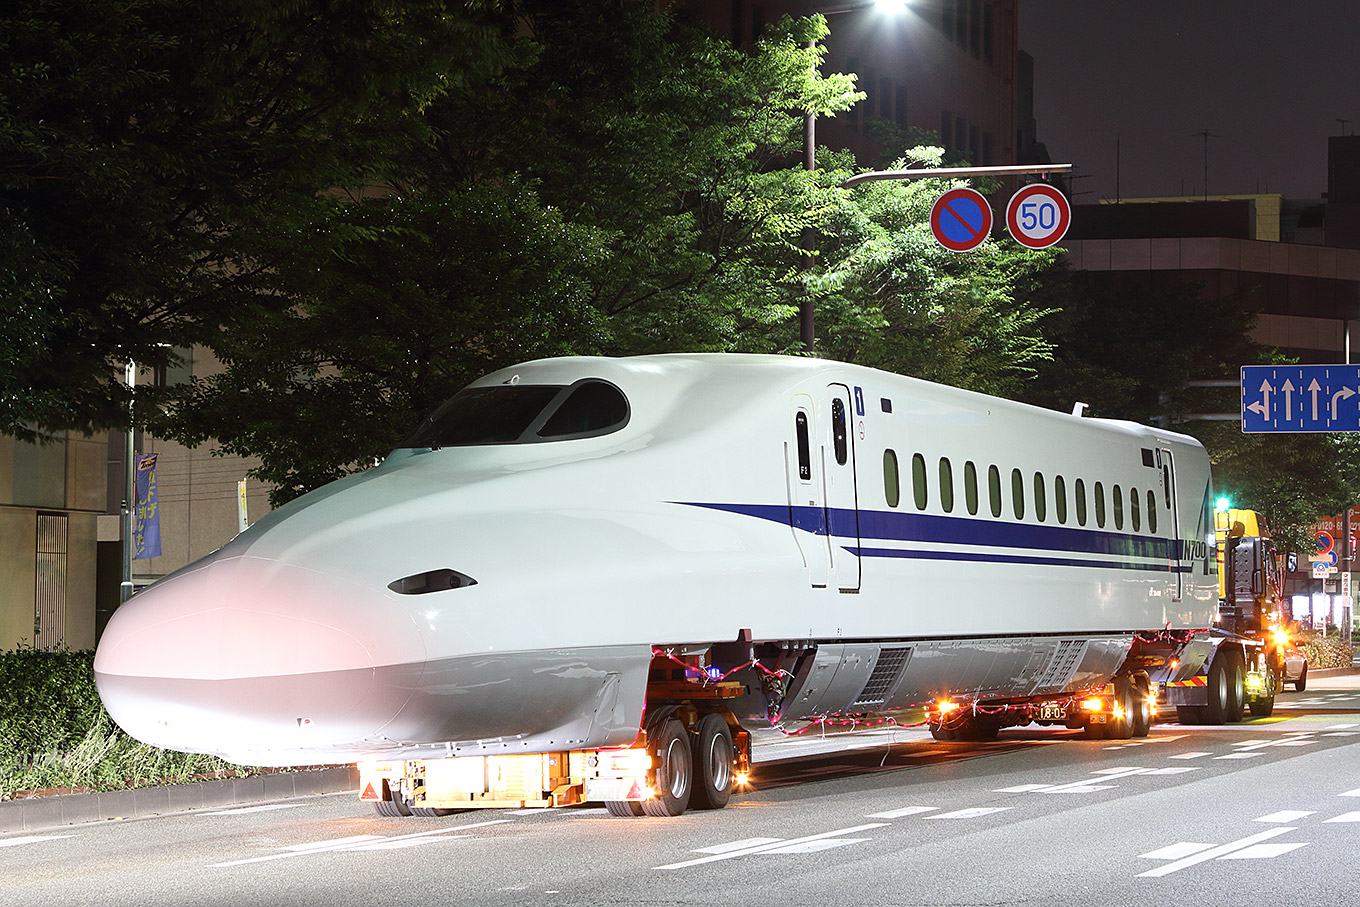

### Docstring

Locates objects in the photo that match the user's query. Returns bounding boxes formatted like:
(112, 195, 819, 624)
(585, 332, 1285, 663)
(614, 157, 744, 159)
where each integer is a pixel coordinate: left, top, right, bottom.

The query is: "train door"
(824, 385, 861, 592)
(1157, 447, 1183, 601)
(788, 396, 828, 587)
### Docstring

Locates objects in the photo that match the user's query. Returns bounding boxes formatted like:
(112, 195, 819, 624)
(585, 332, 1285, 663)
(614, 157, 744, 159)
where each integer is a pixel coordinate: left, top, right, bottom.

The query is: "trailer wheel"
(1107, 677, 1135, 739)
(1249, 692, 1275, 717)
(952, 715, 1001, 741)
(410, 807, 457, 817)
(605, 800, 644, 817)
(1295, 664, 1308, 692)
(1202, 651, 1231, 725)
(1224, 649, 1246, 723)
(691, 714, 735, 810)
(928, 721, 957, 741)
(1131, 676, 1152, 737)
(641, 718, 692, 817)
(374, 798, 412, 817)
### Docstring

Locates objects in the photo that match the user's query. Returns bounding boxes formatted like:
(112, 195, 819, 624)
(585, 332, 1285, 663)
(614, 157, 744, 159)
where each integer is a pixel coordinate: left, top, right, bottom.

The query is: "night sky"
(1019, 2, 1359, 204)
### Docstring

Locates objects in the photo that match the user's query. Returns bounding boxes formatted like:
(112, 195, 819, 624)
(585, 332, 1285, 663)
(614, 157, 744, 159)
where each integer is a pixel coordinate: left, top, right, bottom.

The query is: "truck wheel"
(691, 714, 735, 810)
(605, 800, 644, 817)
(1202, 651, 1231, 725)
(1107, 678, 1135, 739)
(1224, 649, 1245, 723)
(374, 797, 412, 817)
(1295, 664, 1308, 692)
(1082, 718, 1108, 739)
(1131, 677, 1152, 737)
(641, 718, 692, 817)
(1175, 705, 1203, 725)
(1249, 693, 1275, 717)
(410, 807, 457, 817)
(929, 721, 957, 741)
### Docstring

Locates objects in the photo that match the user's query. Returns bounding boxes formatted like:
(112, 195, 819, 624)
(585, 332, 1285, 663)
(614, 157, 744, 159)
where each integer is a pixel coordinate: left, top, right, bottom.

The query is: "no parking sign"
(1006, 183, 1071, 249)
(929, 187, 993, 253)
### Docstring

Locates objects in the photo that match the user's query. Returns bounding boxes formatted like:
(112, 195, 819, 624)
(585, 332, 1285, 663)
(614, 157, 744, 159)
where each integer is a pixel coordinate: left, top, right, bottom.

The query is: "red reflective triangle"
(626, 780, 642, 800)
(359, 782, 380, 801)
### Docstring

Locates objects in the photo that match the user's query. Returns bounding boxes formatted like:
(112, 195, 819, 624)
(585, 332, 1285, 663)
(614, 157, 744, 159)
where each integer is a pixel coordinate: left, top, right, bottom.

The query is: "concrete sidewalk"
(0, 765, 358, 834)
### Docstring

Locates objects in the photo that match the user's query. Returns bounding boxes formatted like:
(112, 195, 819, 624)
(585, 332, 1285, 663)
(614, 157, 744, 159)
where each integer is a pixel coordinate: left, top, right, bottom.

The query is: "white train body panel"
(94, 354, 1218, 765)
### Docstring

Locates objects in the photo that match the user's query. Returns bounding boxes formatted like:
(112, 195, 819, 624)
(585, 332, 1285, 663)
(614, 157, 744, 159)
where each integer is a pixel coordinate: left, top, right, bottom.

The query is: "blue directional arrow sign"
(1241, 364, 1360, 433)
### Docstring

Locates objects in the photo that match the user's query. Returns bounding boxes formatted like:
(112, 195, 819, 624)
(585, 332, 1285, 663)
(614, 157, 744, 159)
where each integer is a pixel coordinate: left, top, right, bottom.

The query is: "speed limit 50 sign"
(1005, 183, 1071, 249)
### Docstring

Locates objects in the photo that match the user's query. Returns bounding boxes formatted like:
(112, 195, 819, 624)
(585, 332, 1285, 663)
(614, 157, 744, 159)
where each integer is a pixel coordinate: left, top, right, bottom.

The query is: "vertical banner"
(133, 453, 161, 560)
(237, 478, 249, 533)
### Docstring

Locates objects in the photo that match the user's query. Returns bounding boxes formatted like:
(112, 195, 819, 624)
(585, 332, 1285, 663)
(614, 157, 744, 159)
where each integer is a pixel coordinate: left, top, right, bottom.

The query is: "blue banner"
(133, 453, 161, 559)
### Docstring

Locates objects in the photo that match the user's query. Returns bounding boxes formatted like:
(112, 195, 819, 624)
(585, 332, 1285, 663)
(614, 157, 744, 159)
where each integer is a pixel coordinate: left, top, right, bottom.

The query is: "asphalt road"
(4, 677, 1360, 907)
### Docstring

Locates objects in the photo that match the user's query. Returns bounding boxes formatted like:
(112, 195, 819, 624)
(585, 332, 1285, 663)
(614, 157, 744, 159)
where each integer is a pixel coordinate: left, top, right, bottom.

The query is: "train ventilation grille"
(853, 647, 912, 708)
(1035, 640, 1088, 693)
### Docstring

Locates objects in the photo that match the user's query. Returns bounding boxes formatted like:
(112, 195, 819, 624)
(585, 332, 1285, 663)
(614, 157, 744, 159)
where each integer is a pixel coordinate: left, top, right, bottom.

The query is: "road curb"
(0, 765, 358, 834)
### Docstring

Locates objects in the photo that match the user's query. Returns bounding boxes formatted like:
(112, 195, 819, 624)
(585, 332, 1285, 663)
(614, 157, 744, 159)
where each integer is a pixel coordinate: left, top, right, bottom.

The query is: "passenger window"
(1094, 481, 1106, 528)
(964, 461, 979, 515)
(795, 412, 811, 481)
(1033, 472, 1046, 522)
(912, 453, 928, 510)
(1131, 487, 1141, 532)
(831, 398, 848, 465)
(1055, 476, 1068, 524)
(1075, 478, 1087, 526)
(1147, 489, 1158, 534)
(939, 458, 955, 513)
(883, 450, 900, 507)
(1011, 468, 1025, 520)
(988, 465, 1002, 518)
(1113, 485, 1124, 530)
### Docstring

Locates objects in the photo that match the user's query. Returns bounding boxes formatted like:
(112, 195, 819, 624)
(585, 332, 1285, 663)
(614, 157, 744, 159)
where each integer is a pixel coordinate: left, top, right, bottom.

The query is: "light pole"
(121, 360, 136, 604)
(800, 1, 910, 352)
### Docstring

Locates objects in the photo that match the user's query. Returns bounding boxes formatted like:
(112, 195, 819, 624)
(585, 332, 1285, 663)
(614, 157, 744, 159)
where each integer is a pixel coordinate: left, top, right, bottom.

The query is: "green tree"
(0, 0, 513, 440)
(163, 6, 866, 502)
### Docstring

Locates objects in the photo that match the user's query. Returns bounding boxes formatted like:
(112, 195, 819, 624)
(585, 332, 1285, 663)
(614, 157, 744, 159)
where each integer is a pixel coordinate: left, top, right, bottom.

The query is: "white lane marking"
(1323, 811, 1360, 823)
(656, 824, 888, 870)
(1150, 735, 1189, 743)
(1214, 753, 1261, 760)
(1323, 732, 1360, 737)
(1340, 788, 1360, 797)
(1324, 723, 1358, 730)
(1143, 767, 1198, 775)
(1141, 842, 1212, 860)
(201, 804, 303, 816)
(1138, 828, 1298, 877)
(867, 806, 940, 819)
(1091, 766, 1146, 774)
(995, 784, 1051, 793)
(763, 838, 868, 854)
(211, 819, 511, 867)
(1103, 743, 1145, 750)
(695, 838, 782, 854)
(994, 765, 1190, 795)
(1168, 752, 1213, 759)
(0, 835, 74, 849)
(1220, 842, 1309, 860)
(1254, 811, 1315, 823)
(925, 807, 1012, 820)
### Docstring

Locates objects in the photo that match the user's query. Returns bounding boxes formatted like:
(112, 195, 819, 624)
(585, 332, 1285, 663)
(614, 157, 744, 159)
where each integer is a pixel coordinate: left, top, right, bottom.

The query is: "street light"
(800, 1, 912, 352)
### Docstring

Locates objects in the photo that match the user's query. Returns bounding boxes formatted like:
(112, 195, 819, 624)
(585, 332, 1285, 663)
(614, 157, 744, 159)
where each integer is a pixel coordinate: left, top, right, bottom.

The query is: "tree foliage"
(0, 0, 513, 439)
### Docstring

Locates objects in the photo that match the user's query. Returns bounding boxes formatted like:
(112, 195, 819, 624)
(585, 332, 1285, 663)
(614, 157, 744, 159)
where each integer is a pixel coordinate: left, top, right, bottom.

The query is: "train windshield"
(399, 380, 630, 448)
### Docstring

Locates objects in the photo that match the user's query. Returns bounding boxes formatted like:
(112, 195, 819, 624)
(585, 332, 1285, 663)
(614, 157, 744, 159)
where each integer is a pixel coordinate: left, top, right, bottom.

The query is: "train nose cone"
(94, 555, 426, 765)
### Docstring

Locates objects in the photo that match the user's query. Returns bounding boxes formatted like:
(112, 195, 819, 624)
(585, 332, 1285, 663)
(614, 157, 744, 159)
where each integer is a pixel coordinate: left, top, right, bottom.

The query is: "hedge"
(0, 647, 257, 801)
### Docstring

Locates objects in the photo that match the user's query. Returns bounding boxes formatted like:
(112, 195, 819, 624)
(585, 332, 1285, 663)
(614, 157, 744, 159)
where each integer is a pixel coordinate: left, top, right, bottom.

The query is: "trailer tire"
(1249, 693, 1275, 717)
(691, 714, 735, 810)
(1202, 651, 1231, 725)
(928, 721, 957, 741)
(374, 797, 412, 818)
(605, 800, 644, 817)
(641, 718, 692, 818)
(1131, 676, 1152, 737)
(1295, 664, 1308, 692)
(410, 807, 457, 817)
(1224, 648, 1246, 723)
(1082, 718, 1108, 739)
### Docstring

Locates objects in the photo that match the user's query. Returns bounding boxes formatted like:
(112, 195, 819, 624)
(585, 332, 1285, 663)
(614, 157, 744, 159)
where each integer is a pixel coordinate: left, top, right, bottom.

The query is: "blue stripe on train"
(678, 501, 1192, 567)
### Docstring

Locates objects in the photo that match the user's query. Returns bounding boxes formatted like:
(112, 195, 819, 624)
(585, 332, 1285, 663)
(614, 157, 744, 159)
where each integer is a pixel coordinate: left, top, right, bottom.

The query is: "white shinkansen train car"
(94, 354, 1220, 812)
